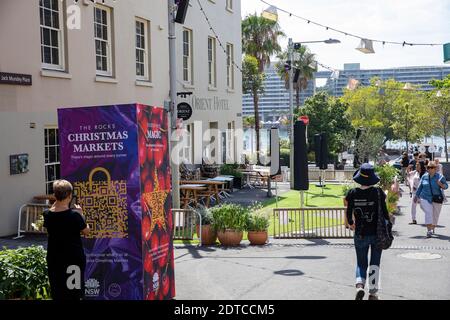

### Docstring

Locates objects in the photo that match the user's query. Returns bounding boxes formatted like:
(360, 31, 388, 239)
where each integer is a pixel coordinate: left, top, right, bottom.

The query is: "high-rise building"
(320, 63, 450, 96)
(243, 63, 450, 121)
(242, 63, 315, 122)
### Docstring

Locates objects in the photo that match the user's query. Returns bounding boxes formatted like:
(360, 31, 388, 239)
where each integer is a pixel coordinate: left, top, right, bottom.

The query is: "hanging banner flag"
(444, 43, 450, 64)
(58, 104, 174, 300)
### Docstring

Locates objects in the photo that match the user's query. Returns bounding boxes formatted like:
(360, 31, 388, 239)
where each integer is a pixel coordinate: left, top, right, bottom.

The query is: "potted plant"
(0, 246, 50, 300)
(375, 164, 400, 191)
(194, 206, 217, 245)
(247, 211, 270, 245)
(211, 204, 249, 246)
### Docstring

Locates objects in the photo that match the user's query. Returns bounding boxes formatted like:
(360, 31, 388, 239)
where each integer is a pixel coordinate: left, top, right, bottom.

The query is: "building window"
(94, 5, 113, 76)
(136, 18, 150, 81)
(226, 0, 233, 11)
(208, 37, 216, 87)
(183, 28, 193, 84)
(226, 43, 234, 89)
(44, 128, 60, 195)
(40, 0, 65, 70)
(227, 122, 235, 163)
(182, 124, 193, 164)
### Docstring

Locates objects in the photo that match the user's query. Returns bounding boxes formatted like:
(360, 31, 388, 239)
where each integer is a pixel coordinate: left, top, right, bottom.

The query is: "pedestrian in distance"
(345, 163, 392, 300)
(407, 152, 420, 174)
(408, 161, 426, 225)
(435, 158, 444, 176)
(43, 180, 90, 300)
(415, 161, 448, 238)
(400, 152, 410, 183)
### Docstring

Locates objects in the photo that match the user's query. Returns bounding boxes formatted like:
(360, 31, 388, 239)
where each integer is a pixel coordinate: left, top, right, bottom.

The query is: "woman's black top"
(345, 187, 390, 236)
(43, 209, 87, 263)
(43, 209, 87, 300)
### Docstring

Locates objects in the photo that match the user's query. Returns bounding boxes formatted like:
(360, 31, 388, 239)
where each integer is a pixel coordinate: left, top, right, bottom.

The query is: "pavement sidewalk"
(173, 187, 450, 300)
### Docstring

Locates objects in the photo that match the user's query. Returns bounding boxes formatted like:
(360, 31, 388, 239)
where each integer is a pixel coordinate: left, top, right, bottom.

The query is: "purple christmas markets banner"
(58, 104, 142, 300)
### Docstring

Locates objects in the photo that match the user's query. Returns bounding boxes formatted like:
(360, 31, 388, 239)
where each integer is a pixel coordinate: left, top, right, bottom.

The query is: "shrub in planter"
(195, 206, 217, 245)
(0, 246, 50, 300)
(211, 204, 250, 246)
(375, 165, 400, 191)
(247, 210, 270, 245)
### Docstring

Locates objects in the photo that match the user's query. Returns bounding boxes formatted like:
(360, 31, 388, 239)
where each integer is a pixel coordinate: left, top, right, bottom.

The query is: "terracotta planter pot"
(217, 229, 243, 246)
(248, 231, 268, 245)
(196, 225, 217, 246)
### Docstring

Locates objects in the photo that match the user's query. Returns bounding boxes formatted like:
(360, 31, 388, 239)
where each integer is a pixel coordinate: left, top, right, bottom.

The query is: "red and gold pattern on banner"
(138, 104, 175, 300)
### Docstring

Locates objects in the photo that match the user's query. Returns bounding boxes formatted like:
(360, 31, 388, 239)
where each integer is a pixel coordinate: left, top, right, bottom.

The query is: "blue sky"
(241, 0, 450, 70)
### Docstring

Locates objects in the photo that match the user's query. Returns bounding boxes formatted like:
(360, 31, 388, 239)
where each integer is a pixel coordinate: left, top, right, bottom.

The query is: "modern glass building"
(243, 63, 450, 121)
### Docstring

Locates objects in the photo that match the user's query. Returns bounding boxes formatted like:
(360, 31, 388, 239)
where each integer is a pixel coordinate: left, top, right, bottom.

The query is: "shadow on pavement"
(274, 269, 304, 276)
(285, 256, 326, 260)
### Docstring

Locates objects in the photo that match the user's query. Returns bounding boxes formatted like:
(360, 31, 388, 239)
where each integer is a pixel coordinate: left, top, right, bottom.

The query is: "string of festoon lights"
(195, 0, 244, 73)
(259, 0, 445, 48)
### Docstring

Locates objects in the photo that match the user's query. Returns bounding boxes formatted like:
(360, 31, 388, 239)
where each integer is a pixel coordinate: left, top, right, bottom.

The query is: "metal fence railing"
(172, 209, 201, 243)
(15, 203, 51, 239)
(273, 207, 353, 239)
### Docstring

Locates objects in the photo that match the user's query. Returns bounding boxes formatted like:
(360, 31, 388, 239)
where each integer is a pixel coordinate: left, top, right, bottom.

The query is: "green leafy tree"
(341, 78, 432, 146)
(242, 14, 284, 163)
(275, 45, 317, 108)
(429, 75, 450, 161)
(354, 127, 385, 163)
(242, 55, 265, 162)
(294, 92, 353, 158)
(242, 14, 285, 73)
(243, 115, 256, 128)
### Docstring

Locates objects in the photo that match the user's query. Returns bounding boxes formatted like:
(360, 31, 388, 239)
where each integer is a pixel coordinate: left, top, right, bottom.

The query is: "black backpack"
(375, 188, 394, 250)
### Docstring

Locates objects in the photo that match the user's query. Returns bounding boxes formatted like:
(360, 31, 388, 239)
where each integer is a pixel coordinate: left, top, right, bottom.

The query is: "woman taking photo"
(345, 163, 391, 300)
(43, 180, 90, 300)
(415, 161, 448, 238)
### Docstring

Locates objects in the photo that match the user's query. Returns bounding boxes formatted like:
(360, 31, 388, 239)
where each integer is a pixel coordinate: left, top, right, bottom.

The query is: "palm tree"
(242, 14, 285, 163)
(275, 45, 317, 108)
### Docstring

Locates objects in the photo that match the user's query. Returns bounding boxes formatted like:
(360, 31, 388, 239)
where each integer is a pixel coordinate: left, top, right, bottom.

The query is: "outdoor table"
(179, 184, 207, 208)
(209, 176, 235, 196)
(240, 171, 256, 189)
(180, 180, 225, 205)
(208, 176, 234, 198)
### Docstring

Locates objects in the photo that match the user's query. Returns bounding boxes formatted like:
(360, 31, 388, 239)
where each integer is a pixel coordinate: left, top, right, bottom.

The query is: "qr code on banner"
(73, 180, 128, 239)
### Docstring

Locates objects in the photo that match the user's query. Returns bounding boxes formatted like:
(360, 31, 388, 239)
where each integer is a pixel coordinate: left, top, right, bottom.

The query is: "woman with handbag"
(43, 180, 90, 300)
(415, 161, 448, 238)
(345, 163, 392, 300)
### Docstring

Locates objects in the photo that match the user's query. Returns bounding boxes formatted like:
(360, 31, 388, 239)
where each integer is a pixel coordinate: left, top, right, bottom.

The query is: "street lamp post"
(168, 0, 180, 208)
(405, 103, 409, 153)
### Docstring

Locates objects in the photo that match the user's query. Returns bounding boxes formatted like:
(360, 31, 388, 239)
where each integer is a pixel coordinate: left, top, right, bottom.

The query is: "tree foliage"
(242, 14, 285, 72)
(294, 92, 353, 155)
(341, 78, 433, 145)
(275, 45, 317, 108)
(428, 75, 450, 161)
